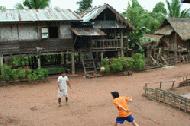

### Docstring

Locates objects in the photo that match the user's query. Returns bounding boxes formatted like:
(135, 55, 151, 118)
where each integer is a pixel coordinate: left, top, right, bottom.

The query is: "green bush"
(27, 68, 48, 81)
(1, 64, 48, 82)
(103, 65, 111, 73)
(110, 58, 123, 73)
(100, 53, 145, 74)
(47, 67, 65, 75)
(27, 72, 38, 81)
(126, 57, 134, 70)
(101, 58, 110, 66)
(11, 56, 29, 67)
(132, 53, 145, 71)
(17, 68, 27, 80)
(1, 65, 17, 81)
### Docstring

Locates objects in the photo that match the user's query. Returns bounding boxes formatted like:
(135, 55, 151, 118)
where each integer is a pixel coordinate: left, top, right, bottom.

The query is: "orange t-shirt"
(113, 96, 132, 117)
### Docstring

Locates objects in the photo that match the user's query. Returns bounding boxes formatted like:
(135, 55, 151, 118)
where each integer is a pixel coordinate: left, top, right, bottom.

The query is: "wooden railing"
(143, 87, 190, 113)
(91, 39, 121, 50)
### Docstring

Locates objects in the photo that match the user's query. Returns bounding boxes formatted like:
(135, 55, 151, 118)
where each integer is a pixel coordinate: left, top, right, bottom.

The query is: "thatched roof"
(141, 34, 163, 46)
(155, 18, 190, 41)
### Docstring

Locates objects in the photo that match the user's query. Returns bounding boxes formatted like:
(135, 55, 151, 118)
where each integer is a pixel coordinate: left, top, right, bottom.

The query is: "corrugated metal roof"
(81, 4, 131, 28)
(0, 8, 81, 23)
(71, 28, 106, 36)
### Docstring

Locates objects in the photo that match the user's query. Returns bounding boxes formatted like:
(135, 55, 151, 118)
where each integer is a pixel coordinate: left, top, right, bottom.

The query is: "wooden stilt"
(37, 55, 41, 69)
(100, 52, 104, 61)
(71, 52, 75, 74)
(61, 52, 64, 65)
(174, 33, 178, 64)
(0, 54, 3, 75)
(120, 30, 124, 57)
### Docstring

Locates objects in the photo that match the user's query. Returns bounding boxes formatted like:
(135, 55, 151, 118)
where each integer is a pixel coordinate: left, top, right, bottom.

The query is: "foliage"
(1, 65, 17, 81)
(1, 64, 48, 82)
(77, 0, 93, 13)
(100, 53, 145, 74)
(10, 56, 29, 67)
(0, 6, 6, 10)
(17, 68, 27, 80)
(132, 53, 145, 71)
(27, 68, 48, 81)
(166, 0, 190, 18)
(110, 58, 123, 73)
(125, 57, 134, 70)
(16, 0, 50, 9)
(123, 0, 167, 52)
(47, 66, 65, 75)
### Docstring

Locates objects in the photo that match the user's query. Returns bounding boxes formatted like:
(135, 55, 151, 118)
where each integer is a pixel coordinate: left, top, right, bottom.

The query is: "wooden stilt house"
(145, 18, 190, 66)
(0, 4, 132, 76)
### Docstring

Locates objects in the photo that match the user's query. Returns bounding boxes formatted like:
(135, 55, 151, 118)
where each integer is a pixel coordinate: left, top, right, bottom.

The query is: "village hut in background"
(155, 18, 190, 65)
(141, 34, 164, 67)
(72, 4, 132, 76)
(0, 4, 132, 77)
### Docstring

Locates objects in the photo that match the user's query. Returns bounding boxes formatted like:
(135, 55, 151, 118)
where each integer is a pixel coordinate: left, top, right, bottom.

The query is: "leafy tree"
(123, 0, 167, 52)
(77, 0, 93, 13)
(166, 0, 190, 18)
(0, 6, 6, 10)
(16, 0, 50, 9)
(152, 2, 167, 15)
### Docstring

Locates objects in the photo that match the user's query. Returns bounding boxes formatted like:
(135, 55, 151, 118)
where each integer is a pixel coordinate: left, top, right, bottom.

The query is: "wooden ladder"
(81, 51, 97, 78)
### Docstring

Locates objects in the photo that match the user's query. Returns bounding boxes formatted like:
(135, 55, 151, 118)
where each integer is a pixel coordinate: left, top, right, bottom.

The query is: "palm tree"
(16, 0, 50, 9)
(166, 0, 190, 18)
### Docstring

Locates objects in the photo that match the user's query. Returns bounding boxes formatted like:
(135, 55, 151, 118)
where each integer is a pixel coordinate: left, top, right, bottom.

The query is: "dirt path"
(0, 64, 190, 126)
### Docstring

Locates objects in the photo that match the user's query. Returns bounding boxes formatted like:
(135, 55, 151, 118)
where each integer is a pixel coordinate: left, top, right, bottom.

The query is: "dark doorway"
(49, 27, 59, 38)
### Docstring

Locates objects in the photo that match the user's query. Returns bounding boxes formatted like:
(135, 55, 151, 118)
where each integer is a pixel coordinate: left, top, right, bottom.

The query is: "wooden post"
(160, 82, 162, 89)
(61, 52, 64, 65)
(71, 51, 75, 74)
(144, 83, 148, 95)
(100, 52, 104, 61)
(37, 55, 41, 69)
(120, 30, 124, 57)
(171, 81, 175, 89)
(0, 54, 3, 75)
(174, 33, 178, 64)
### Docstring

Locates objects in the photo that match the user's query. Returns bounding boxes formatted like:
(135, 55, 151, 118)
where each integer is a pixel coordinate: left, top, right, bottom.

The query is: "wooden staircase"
(81, 51, 98, 78)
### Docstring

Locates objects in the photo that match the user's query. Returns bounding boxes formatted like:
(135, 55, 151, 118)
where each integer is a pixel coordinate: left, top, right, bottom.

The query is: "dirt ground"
(1, 64, 190, 126)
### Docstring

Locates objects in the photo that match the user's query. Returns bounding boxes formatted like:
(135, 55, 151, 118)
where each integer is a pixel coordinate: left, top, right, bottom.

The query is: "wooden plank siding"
(0, 23, 74, 55)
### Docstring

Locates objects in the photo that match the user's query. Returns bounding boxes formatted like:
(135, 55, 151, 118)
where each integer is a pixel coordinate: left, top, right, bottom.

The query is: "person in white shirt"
(57, 73, 71, 106)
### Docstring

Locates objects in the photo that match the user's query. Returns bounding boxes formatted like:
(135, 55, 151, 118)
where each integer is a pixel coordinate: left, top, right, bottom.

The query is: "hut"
(0, 8, 81, 74)
(154, 18, 190, 65)
(71, 4, 132, 76)
(0, 4, 132, 77)
(141, 34, 164, 67)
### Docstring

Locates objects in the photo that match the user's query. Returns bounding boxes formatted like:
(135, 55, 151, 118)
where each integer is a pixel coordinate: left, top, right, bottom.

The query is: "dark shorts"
(116, 115, 134, 124)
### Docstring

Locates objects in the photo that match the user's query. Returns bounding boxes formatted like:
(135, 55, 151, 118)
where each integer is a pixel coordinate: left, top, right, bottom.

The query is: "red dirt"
(1, 64, 190, 126)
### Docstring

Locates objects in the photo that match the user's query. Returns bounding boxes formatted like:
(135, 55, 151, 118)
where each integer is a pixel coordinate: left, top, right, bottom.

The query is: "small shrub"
(27, 72, 38, 81)
(132, 53, 145, 71)
(101, 58, 110, 66)
(34, 68, 48, 80)
(47, 67, 65, 75)
(17, 68, 27, 80)
(126, 57, 134, 70)
(11, 56, 29, 67)
(110, 58, 123, 73)
(1, 65, 17, 81)
(103, 65, 111, 74)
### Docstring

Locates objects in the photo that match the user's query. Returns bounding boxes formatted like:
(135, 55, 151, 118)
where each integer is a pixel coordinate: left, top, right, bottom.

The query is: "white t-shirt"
(57, 76, 69, 90)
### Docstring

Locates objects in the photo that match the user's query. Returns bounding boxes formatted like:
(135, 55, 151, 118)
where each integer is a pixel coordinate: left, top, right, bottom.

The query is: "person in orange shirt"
(111, 91, 139, 126)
